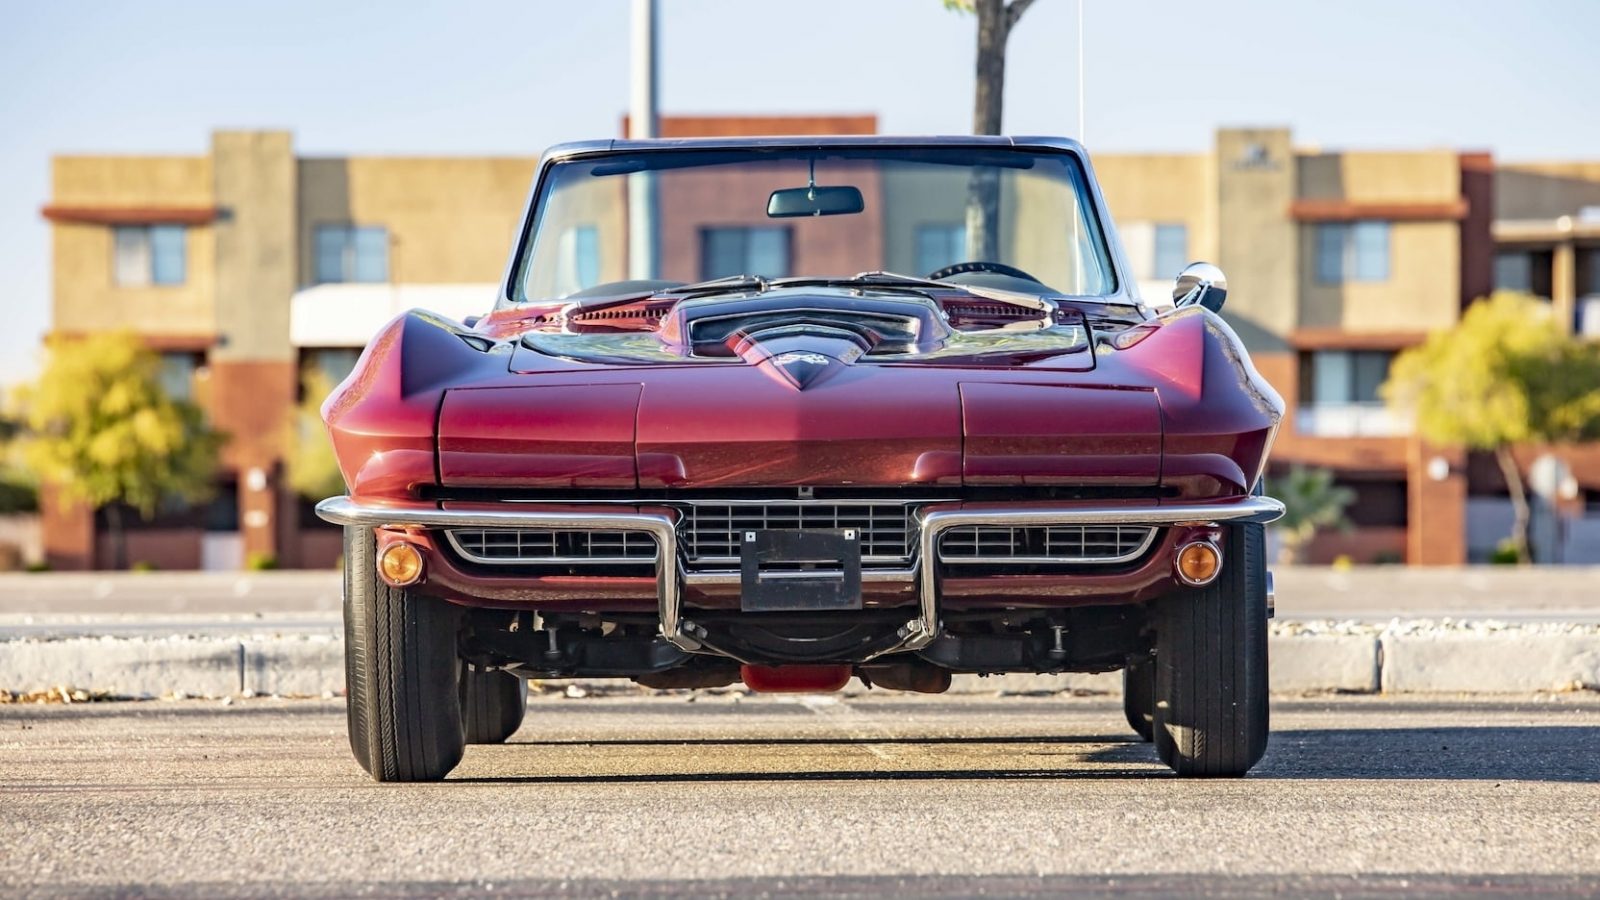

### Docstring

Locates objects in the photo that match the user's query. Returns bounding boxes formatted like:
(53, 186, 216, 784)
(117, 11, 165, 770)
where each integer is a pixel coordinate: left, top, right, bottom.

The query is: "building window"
(113, 225, 186, 286)
(914, 223, 966, 274)
(700, 226, 791, 280)
(158, 351, 204, 402)
(300, 348, 362, 391)
(1152, 223, 1188, 280)
(1314, 221, 1390, 284)
(1296, 349, 1405, 436)
(554, 225, 601, 296)
(1300, 349, 1394, 406)
(314, 225, 389, 284)
(1494, 251, 1533, 293)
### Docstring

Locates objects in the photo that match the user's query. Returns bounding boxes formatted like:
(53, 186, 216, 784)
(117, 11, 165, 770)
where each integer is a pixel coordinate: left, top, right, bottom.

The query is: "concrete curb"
(1381, 632, 1600, 693)
(0, 637, 244, 698)
(1, 627, 1596, 698)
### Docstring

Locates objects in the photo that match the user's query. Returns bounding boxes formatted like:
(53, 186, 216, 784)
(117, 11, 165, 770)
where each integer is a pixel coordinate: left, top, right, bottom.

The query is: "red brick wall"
(657, 162, 885, 281)
(623, 115, 877, 138)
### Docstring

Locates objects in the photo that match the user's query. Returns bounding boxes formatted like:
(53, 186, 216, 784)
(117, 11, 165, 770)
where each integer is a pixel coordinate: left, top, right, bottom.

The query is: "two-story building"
(37, 122, 1600, 568)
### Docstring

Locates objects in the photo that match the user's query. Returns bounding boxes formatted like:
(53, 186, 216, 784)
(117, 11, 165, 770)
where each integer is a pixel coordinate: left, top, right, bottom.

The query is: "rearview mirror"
(1172, 262, 1228, 313)
(767, 186, 865, 218)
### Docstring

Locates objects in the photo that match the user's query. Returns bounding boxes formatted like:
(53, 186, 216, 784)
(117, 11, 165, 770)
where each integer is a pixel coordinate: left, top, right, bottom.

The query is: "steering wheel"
(927, 260, 1043, 283)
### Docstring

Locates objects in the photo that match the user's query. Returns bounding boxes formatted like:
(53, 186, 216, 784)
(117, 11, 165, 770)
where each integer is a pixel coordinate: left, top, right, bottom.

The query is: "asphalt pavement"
(3, 693, 1598, 897)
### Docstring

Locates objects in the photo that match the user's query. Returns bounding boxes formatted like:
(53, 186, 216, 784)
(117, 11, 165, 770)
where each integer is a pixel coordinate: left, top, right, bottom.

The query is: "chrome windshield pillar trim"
(914, 496, 1286, 649)
(315, 496, 697, 652)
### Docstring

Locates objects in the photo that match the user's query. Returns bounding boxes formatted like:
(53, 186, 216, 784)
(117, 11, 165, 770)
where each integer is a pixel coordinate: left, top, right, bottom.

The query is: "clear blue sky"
(3, 0, 1597, 386)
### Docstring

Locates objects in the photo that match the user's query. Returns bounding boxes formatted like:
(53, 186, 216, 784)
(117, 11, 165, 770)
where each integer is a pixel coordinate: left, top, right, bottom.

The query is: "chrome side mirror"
(1173, 262, 1227, 313)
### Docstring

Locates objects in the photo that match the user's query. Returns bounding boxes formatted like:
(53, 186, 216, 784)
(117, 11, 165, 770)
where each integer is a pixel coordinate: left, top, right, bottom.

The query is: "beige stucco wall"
(1494, 162, 1600, 220)
(1297, 220, 1460, 332)
(1294, 150, 1462, 332)
(50, 156, 218, 338)
(213, 131, 297, 362)
(1216, 128, 1297, 351)
(1094, 153, 1216, 262)
(1298, 150, 1461, 202)
(297, 157, 538, 287)
(880, 166, 966, 275)
(518, 168, 628, 300)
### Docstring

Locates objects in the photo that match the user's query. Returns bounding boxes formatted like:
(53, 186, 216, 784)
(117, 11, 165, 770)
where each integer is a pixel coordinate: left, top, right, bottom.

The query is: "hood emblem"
(730, 324, 872, 392)
(773, 352, 831, 367)
(762, 351, 836, 391)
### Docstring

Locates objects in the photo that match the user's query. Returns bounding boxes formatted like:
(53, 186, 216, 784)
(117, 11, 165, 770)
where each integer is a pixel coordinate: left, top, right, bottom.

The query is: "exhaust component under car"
(856, 662, 953, 694)
(740, 664, 854, 693)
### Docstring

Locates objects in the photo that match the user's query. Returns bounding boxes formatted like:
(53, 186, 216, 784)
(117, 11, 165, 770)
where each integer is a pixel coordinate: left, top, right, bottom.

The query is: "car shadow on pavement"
(510, 733, 1138, 747)
(461, 725, 1600, 785)
(456, 766, 1162, 785)
(1084, 725, 1600, 783)
(1251, 726, 1600, 782)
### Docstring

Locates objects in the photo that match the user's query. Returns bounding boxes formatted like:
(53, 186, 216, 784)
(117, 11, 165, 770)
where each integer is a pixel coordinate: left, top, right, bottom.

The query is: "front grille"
(938, 525, 1157, 565)
(445, 529, 658, 565)
(679, 502, 915, 567)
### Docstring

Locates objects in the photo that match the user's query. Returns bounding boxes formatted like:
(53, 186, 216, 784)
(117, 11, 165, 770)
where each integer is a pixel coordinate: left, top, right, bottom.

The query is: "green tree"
(0, 393, 39, 514)
(19, 332, 223, 568)
(1382, 291, 1600, 562)
(284, 368, 346, 502)
(943, 0, 1041, 261)
(1269, 466, 1355, 565)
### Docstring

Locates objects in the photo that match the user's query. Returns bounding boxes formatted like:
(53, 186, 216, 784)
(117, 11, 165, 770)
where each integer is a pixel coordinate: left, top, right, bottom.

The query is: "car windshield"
(510, 146, 1117, 304)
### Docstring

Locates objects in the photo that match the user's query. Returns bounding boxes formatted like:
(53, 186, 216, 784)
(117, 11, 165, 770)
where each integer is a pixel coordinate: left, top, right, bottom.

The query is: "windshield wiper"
(665, 274, 769, 297)
(651, 271, 1056, 316)
(783, 271, 1059, 314)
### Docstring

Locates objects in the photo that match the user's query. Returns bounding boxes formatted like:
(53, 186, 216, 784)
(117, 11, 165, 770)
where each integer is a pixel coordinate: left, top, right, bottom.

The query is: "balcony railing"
(1295, 402, 1410, 437)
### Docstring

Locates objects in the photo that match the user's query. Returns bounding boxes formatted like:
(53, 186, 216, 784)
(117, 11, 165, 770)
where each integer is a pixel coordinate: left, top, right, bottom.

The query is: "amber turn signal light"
(1174, 541, 1222, 586)
(378, 542, 424, 587)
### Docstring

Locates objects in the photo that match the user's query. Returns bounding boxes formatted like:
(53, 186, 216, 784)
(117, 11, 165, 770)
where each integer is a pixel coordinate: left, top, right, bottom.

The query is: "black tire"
(344, 526, 466, 782)
(462, 666, 527, 744)
(1122, 655, 1155, 742)
(1151, 523, 1269, 777)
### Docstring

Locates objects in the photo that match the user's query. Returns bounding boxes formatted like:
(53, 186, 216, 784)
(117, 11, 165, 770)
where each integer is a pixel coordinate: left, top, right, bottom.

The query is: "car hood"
(325, 300, 1276, 500)
(436, 367, 1162, 490)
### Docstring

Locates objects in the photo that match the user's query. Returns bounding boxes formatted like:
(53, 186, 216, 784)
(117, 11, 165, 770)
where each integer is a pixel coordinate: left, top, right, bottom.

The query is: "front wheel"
(1151, 524, 1270, 777)
(344, 526, 466, 782)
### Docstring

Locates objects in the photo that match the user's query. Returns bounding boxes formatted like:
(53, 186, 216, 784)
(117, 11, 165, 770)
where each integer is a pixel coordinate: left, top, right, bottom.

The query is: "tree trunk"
(972, 0, 1007, 135)
(1495, 445, 1531, 564)
(966, 0, 1009, 263)
(104, 503, 127, 571)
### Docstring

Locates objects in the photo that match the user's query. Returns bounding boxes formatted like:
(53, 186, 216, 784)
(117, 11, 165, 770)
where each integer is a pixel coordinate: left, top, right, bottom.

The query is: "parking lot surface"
(2, 692, 1598, 897)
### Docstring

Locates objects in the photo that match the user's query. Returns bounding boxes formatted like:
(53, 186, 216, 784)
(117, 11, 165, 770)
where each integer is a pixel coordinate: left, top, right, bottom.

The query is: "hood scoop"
(730, 323, 875, 391)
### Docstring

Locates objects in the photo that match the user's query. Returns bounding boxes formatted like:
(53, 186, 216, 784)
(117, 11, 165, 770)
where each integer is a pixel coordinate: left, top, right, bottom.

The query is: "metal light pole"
(1077, 0, 1085, 144)
(628, 0, 660, 280)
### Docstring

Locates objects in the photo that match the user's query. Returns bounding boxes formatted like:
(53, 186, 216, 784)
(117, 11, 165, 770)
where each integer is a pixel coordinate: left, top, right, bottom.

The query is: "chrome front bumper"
(316, 495, 1285, 659)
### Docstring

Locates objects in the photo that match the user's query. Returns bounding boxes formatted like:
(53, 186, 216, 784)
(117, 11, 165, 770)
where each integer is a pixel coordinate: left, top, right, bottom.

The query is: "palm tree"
(1269, 466, 1356, 565)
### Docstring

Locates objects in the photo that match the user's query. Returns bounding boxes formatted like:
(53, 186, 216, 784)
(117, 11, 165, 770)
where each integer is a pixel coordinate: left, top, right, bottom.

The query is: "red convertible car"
(317, 136, 1284, 781)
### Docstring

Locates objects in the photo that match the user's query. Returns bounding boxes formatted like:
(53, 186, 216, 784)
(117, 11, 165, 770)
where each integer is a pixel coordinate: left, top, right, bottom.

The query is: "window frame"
(112, 224, 187, 287)
(1299, 349, 1396, 406)
(312, 223, 390, 284)
(1313, 220, 1391, 285)
(1151, 222, 1189, 281)
(698, 225, 794, 281)
(913, 222, 967, 276)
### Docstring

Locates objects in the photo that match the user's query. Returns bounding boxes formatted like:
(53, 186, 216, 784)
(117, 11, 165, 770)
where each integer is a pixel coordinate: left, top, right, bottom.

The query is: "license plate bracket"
(739, 529, 863, 612)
